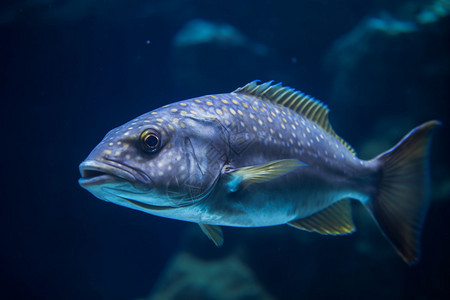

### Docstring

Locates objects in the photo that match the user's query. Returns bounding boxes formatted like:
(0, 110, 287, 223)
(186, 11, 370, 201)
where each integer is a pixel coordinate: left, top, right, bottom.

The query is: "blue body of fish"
(79, 81, 439, 264)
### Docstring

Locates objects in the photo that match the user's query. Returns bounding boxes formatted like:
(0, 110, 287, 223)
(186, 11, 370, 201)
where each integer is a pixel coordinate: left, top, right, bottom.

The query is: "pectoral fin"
(288, 199, 355, 235)
(198, 224, 224, 247)
(225, 159, 305, 192)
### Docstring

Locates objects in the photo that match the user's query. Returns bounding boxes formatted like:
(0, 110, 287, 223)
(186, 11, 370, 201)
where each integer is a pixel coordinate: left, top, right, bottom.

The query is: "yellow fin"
(198, 224, 224, 247)
(234, 81, 356, 155)
(226, 159, 305, 192)
(288, 199, 355, 235)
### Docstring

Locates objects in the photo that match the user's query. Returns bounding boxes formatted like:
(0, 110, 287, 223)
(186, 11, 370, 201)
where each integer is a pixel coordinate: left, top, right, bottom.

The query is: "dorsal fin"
(234, 81, 356, 155)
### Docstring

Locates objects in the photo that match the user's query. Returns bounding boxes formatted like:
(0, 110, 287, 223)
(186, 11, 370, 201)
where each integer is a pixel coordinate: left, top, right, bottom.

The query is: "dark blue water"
(1, 1, 449, 299)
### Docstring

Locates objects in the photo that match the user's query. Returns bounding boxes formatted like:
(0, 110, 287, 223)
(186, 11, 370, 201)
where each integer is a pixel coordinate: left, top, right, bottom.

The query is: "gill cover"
(170, 115, 230, 205)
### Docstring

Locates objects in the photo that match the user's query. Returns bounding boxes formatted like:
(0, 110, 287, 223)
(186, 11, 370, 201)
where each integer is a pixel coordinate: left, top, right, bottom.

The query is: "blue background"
(1, 0, 449, 299)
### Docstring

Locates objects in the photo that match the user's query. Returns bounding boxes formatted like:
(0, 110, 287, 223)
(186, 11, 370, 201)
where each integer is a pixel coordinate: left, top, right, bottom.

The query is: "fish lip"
(79, 160, 143, 187)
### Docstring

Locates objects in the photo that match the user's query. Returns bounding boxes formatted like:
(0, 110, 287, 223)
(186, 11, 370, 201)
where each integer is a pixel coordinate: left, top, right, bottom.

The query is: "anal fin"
(198, 224, 224, 247)
(288, 199, 355, 235)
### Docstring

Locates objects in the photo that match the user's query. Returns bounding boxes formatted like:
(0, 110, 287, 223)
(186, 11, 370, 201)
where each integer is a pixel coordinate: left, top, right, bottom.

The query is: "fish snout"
(78, 160, 153, 191)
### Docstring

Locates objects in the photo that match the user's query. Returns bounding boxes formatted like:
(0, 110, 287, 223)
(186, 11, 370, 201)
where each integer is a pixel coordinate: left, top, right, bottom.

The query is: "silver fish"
(79, 81, 439, 264)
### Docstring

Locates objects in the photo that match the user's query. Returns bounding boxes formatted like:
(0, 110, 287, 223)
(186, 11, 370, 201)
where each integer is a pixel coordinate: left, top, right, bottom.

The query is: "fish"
(79, 81, 440, 264)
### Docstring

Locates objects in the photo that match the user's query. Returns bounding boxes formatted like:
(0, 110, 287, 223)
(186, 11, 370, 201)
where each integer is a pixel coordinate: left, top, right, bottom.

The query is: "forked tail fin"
(365, 120, 440, 264)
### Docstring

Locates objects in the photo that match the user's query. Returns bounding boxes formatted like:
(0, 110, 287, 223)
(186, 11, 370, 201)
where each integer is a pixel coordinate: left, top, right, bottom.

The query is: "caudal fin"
(365, 120, 440, 264)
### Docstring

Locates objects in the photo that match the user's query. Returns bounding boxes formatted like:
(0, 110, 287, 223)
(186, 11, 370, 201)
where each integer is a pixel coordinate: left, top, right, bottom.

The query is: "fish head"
(79, 109, 229, 213)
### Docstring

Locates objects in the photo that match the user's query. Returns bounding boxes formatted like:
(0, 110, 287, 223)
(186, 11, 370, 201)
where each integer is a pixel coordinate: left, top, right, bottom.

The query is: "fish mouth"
(79, 160, 150, 188)
(79, 160, 183, 211)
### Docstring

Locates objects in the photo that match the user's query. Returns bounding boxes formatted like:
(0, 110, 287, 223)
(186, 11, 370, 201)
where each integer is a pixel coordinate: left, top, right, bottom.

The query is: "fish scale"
(79, 81, 439, 264)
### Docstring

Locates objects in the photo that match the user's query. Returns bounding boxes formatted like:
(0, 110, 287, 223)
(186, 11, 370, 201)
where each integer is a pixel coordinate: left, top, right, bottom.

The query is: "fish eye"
(140, 129, 161, 153)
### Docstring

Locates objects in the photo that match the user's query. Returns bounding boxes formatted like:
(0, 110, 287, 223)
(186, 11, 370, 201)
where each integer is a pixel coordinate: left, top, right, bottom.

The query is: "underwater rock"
(144, 219, 405, 300)
(144, 251, 275, 300)
(324, 5, 449, 146)
(170, 19, 286, 96)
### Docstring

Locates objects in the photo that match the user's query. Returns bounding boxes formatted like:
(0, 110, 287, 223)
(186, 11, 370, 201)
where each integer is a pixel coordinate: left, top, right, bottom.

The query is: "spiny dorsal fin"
(288, 199, 355, 235)
(234, 81, 356, 155)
